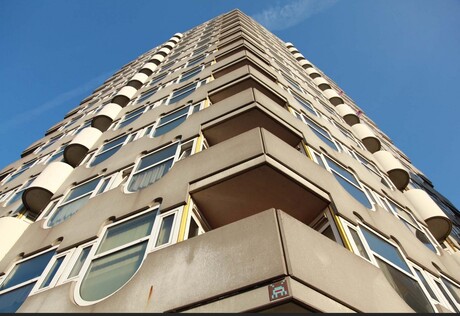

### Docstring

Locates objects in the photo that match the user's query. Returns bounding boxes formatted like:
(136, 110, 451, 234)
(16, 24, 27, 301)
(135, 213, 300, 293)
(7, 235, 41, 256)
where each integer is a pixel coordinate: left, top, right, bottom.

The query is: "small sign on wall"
(268, 279, 289, 301)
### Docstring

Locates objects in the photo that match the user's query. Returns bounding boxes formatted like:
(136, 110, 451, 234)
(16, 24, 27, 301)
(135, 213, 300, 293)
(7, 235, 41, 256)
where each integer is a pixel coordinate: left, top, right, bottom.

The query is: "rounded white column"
(64, 127, 103, 167)
(92, 103, 123, 132)
(373, 150, 410, 190)
(22, 162, 74, 213)
(351, 123, 381, 153)
(404, 189, 452, 241)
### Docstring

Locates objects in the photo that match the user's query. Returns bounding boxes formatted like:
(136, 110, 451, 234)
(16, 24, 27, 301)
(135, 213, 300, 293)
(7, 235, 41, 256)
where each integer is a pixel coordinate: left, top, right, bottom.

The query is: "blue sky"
(1, 0, 459, 208)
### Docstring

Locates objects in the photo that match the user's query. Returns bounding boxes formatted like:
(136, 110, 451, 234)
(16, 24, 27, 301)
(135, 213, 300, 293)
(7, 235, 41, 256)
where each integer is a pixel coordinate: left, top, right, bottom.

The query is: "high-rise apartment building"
(1, 9, 459, 313)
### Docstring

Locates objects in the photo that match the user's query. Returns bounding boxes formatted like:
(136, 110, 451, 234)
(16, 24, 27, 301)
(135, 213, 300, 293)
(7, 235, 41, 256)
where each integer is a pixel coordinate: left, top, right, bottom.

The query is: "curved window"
(76, 207, 180, 305)
(127, 143, 179, 192)
(46, 174, 119, 227)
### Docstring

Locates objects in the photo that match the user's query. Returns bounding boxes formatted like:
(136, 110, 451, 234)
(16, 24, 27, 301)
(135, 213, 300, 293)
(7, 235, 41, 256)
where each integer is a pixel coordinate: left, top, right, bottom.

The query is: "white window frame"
(113, 105, 151, 130)
(41, 173, 122, 227)
(73, 206, 182, 306)
(147, 103, 202, 138)
(124, 141, 182, 194)
(87, 132, 138, 168)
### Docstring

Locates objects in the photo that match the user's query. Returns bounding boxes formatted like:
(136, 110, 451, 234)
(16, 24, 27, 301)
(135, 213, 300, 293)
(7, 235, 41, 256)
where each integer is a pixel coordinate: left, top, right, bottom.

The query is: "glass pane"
(310, 128, 337, 151)
(0, 251, 55, 291)
(441, 277, 460, 304)
(153, 116, 187, 137)
(128, 159, 173, 192)
(414, 270, 438, 301)
(376, 258, 434, 313)
(155, 214, 174, 246)
(136, 144, 178, 172)
(65, 179, 100, 203)
(39, 257, 64, 288)
(97, 211, 156, 254)
(333, 174, 372, 209)
(100, 135, 128, 152)
(0, 283, 36, 313)
(68, 247, 92, 279)
(436, 280, 460, 312)
(361, 227, 411, 273)
(349, 229, 370, 260)
(90, 147, 121, 166)
(325, 157, 359, 185)
(80, 243, 147, 302)
(48, 195, 91, 227)
(169, 86, 196, 105)
(187, 218, 200, 239)
(159, 107, 189, 124)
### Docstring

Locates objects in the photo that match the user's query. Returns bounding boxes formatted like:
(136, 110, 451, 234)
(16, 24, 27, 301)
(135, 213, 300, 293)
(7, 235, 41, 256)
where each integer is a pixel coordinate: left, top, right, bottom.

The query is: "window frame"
(73, 206, 182, 306)
(124, 141, 182, 194)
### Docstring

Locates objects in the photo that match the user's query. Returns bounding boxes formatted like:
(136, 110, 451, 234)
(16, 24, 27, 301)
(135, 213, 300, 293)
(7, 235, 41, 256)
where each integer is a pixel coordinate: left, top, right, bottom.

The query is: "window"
(89, 133, 136, 167)
(126, 142, 179, 192)
(186, 54, 206, 68)
(167, 82, 198, 105)
(3, 159, 37, 184)
(35, 134, 63, 154)
(136, 87, 158, 104)
(191, 44, 209, 56)
(75, 207, 180, 305)
(149, 72, 167, 86)
(45, 174, 119, 227)
(292, 94, 317, 116)
(0, 249, 55, 313)
(295, 112, 340, 152)
(345, 223, 435, 313)
(151, 103, 200, 137)
(311, 150, 372, 209)
(281, 72, 302, 92)
(178, 66, 203, 83)
(3, 177, 36, 207)
(159, 60, 175, 72)
(385, 199, 438, 253)
(116, 106, 150, 130)
(43, 144, 67, 164)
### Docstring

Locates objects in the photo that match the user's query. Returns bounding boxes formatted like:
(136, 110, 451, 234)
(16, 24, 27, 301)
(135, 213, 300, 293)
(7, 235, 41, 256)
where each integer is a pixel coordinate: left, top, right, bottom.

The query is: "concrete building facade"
(0, 9, 459, 313)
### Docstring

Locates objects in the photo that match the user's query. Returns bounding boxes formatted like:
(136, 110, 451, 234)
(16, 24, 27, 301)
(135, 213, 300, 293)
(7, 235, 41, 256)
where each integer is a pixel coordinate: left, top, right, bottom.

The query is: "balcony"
(189, 128, 330, 229)
(372, 150, 409, 190)
(64, 127, 102, 167)
(335, 103, 360, 126)
(351, 123, 381, 153)
(202, 88, 301, 147)
(404, 189, 452, 241)
(92, 103, 123, 132)
(22, 161, 73, 214)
